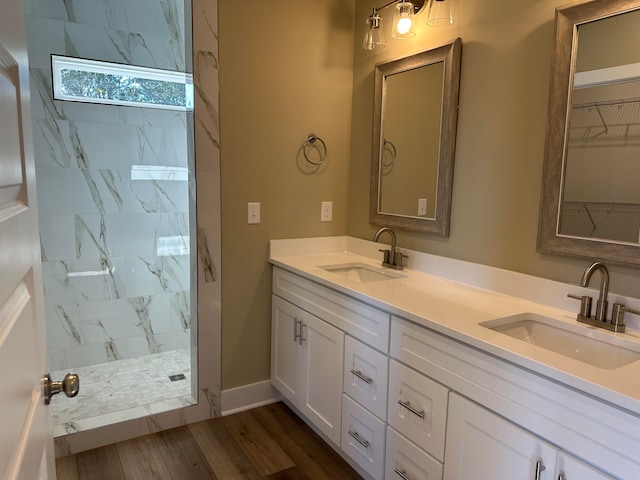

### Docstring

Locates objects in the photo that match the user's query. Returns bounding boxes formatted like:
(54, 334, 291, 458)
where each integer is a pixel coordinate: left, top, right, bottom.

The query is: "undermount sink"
(480, 313, 640, 370)
(319, 262, 406, 283)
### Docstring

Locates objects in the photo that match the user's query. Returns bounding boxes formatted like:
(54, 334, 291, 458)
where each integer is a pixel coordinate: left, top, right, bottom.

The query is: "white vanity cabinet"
(271, 294, 344, 445)
(270, 264, 638, 480)
(444, 393, 617, 480)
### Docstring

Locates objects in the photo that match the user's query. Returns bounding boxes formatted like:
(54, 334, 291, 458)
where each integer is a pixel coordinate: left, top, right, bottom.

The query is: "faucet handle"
(378, 248, 390, 264)
(393, 251, 408, 268)
(567, 293, 592, 319)
(611, 303, 640, 330)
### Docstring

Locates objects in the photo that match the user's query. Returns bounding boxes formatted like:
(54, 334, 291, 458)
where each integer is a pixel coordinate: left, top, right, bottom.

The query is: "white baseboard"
(221, 380, 281, 416)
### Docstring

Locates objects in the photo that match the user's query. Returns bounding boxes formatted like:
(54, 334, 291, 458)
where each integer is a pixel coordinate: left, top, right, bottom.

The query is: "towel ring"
(303, 133, 327, 166)
(382, 139, 397, 167)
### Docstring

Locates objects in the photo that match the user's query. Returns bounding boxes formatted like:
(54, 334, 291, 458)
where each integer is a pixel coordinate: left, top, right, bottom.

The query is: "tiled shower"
(25, 0, 197, 433)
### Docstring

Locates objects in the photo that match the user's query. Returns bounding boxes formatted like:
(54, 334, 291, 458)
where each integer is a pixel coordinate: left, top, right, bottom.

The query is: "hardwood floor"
(56, 402, 363, 480)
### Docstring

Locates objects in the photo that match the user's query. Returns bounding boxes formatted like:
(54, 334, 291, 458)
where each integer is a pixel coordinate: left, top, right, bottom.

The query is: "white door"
(444, 393, 557, 480)
(0, 0, 55, 478)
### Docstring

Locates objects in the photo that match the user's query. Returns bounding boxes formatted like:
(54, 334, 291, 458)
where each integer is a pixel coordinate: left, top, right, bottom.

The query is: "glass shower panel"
(25, 0, 196, 435)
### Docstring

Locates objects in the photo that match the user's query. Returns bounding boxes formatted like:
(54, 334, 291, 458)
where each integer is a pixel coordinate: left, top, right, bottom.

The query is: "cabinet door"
(271, 295, 305, 404)
(301, 312, 344, 446)
(555, 452, 617, 480)
(444, 393, 557, 480)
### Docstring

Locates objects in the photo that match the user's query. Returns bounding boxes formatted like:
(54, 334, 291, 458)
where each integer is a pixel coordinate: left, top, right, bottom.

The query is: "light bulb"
(391, 1, 416, 39)
(396, 17, 413, 35)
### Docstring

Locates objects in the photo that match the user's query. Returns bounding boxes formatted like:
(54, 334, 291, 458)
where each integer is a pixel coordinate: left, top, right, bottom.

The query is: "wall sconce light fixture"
(362, 0, 454, 50)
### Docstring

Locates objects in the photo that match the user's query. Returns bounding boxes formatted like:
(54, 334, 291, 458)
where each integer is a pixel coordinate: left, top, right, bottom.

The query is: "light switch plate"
(321, 201, 333, 222)
(248, 202, 260, 224)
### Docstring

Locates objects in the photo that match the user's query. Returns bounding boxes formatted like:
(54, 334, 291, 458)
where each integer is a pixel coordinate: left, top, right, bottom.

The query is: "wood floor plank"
(251, 403, 361, 480)
(223, 409, 295, 476)
(55, 454, 79, 480)
(265, 466, 309, 479)
(116, 433, 173, 479)
(155, 426, 218, 480)
(75, 445, 126, 480)
(189, 418, 262, 479)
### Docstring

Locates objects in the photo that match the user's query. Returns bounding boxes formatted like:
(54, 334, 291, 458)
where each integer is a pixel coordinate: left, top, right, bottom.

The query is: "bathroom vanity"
(269, 237, 640, 480)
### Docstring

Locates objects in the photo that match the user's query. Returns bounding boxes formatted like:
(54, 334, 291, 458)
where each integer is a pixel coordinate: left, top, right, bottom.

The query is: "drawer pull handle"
(351, 369, 373, 384)
(398, 400, 425, 418)
(347, 430, 370, 448)
(394, 468, 411, 480)
(534, 460, 546, 480)
(557, 475, 565, 480)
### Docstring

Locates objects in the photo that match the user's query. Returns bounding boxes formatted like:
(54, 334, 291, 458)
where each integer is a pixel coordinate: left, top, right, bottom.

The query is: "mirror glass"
(370, 38, 461, 235)
(380, 61, 443, 219)
(538, 0, 640, 266)
(559, 10, 640, 244)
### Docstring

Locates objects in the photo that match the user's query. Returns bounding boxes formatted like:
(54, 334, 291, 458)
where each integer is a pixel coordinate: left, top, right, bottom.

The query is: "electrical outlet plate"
(418, 198, 427, 216)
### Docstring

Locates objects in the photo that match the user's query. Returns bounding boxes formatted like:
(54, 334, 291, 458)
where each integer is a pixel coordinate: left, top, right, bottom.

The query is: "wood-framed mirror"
(369, 38, 462, 235)
(538, 0, 640, 267)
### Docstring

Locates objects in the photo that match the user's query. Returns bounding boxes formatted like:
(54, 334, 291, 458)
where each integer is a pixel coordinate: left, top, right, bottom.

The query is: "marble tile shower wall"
(25, 0, 193, 370)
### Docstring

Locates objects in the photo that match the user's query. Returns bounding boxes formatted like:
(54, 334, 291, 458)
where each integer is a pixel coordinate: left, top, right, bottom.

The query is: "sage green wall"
(348, 0, 640, 296)
(219, 0, 354, 389)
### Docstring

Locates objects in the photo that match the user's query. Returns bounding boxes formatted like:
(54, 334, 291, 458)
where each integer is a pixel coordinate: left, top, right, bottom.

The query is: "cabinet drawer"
(385, 427, 443, 480)
(341, 394, 386, 479)
(273, 267, 390, 352)
(388, 360, 448, 462)
(344, 335, 389, 420)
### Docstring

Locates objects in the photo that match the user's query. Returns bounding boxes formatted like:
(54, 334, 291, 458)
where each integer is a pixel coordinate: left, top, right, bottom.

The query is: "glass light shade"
(363, 10, 385, 50)
(427, 0, 454, 26)
(391, 1, 416, 39)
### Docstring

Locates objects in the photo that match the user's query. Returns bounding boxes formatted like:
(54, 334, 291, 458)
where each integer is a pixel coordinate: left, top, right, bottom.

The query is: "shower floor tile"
(50, 348, 193, 435)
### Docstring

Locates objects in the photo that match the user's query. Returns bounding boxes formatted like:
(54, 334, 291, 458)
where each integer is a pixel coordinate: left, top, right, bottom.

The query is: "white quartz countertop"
(269, 238, 640, 415)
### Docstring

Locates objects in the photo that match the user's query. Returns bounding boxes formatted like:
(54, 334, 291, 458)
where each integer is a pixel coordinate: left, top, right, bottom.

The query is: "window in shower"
(52, 55, 194, 111)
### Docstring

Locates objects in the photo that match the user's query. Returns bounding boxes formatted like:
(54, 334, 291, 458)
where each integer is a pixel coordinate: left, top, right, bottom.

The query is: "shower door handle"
(43, 372, 80, 405)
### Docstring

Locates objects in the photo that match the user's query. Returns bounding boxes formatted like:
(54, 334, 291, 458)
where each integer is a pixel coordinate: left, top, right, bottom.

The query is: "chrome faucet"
(373, 227, 406, 270)
(580, 261, 609, 322)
